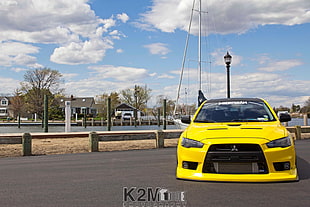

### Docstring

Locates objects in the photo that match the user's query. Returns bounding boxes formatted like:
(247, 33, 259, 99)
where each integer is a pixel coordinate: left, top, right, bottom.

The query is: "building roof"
(58, 97, 95, 108)
(115, 103, 136, 110)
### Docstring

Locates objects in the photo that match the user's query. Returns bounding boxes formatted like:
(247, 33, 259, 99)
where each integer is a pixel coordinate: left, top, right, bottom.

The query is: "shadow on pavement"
(297, 156, 310, 180)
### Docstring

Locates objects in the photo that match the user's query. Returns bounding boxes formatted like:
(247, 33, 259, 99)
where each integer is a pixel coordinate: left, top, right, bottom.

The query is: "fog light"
(283, 162, 290, 170)
(182, 161, 198, 170)
(182, 161, 189, 169)
(273, 162, 290, 171)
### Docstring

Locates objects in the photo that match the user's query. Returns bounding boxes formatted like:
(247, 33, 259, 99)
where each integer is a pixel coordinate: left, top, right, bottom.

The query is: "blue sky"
(0, 0, 309, 108)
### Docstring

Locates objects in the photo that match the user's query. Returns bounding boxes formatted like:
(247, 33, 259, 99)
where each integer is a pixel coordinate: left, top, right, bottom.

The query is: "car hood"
(183, 122, 288, 143)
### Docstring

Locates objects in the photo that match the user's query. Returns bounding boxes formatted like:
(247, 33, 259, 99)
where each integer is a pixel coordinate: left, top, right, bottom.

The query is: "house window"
(0, 108, 7, 114)
(81, 107, 87, 114)
(1, 99, 8, 106)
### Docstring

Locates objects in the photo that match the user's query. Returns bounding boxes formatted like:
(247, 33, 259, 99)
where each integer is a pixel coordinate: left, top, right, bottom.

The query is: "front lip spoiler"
(176, 177, 299, 183)
(176, 168, 298, 183)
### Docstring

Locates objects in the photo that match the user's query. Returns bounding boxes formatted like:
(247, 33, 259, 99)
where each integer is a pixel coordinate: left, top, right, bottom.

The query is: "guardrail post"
(89, 132, 99, 152)
(295, 125, 302, 140)
(22, 133, 32, 156)
(155, 130, 164, 148)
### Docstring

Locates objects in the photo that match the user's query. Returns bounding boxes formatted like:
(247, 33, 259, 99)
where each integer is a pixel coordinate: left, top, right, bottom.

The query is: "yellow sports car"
(176, 98, 298, 182)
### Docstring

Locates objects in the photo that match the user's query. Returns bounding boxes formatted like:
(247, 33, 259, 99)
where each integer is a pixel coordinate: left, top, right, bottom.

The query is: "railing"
(0, 130, 183, 156)
(286, 126, 310, 140)
(0, 126, 308, 157)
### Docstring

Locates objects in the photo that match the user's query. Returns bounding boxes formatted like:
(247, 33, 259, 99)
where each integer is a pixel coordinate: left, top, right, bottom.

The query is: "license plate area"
(214, 162, 258, 174)
(203, 144, 269, 174)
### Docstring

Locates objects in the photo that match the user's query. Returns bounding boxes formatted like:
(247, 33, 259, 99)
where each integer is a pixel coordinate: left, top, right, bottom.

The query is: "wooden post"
(18, 112, 21, 129)
(22, 133, 32, 156)
(157, 108, 161, 127)
(295, 125, 302, 140)
(303, 114, 308, 126)
(107, 97, 111, 131)
(83, 113, 87, 128)
(134, 85, 138, 127)
(43, 95, 48, 132)
(155, 130, 164, 148)
(89, 132, 99, 152)
(163, 99, 167, 130)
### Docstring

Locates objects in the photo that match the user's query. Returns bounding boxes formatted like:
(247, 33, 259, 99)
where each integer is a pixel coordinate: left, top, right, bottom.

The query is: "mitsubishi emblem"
(231, 145, 238, 152)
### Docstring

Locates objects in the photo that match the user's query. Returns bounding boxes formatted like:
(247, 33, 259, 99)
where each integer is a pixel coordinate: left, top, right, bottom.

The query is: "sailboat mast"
(174, 0, 196, 115)
(198, 0, 202, 91)
(197, 0, 207, 106)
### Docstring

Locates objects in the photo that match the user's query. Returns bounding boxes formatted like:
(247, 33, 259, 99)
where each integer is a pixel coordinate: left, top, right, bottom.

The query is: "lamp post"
(224, 51, 232, 98)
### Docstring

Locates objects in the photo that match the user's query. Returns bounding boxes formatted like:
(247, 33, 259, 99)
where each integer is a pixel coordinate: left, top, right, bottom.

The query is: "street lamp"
(224, 51, 232, 98)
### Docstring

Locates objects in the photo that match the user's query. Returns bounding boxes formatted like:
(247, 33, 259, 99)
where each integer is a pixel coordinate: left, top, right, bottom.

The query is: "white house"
(0, 97, 9, 117)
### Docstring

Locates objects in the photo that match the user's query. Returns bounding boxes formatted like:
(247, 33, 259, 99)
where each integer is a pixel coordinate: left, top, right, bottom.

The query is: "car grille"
(202, 144, 268, 174)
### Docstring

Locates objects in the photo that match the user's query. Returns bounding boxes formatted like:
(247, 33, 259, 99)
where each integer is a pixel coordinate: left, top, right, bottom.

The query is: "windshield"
(194, 100, 276, 123)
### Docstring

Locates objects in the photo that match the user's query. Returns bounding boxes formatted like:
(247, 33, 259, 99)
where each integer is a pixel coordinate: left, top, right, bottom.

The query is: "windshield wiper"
(231, 119, 263, 122)
(194, 120, 216, 123)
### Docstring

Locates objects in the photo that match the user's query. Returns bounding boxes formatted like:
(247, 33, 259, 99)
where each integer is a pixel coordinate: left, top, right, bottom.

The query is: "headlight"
(181, 138, 204, 148)
(266, 136, 291, 148)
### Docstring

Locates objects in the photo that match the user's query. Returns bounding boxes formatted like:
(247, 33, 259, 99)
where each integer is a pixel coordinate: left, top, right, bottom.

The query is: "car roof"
(206, 98, 264, 103)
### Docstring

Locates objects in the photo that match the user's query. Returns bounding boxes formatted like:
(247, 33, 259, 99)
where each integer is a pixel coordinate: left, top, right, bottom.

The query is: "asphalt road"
(0, 140, 309, 207)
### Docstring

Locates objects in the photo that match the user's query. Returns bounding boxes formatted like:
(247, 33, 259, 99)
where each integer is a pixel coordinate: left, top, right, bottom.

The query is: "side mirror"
(181, 116, 191, 124)
(279, 113, 291, 122)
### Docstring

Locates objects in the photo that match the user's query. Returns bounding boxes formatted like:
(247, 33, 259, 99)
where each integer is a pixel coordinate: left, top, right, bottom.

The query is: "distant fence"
(0, 130, 183, 156)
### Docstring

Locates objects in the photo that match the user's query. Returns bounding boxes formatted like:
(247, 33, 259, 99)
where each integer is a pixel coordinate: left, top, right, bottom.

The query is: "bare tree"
(20, 68, 64, 119)
(21, 68, 63, 93)
(9, 89, 25, 119)
(120, 85, 151, 111)
(95, 92, 121, 118)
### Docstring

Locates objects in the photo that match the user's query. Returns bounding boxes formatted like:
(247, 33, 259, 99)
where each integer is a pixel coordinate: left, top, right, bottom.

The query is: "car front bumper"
(176, 138, 298, 182)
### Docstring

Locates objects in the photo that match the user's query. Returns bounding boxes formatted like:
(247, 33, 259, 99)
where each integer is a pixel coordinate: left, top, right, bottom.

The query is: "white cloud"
(258, 59, 303, 72)
(61, 65, 152, 97)
(10, 67, 28, 73)
(139, 0, 310, 35)
(88, 65, 149, 82)
(0, 0, 129, 66)
(144, 43, 170, 56)
(211, 48, 242, 66)
(157, 74, 175, 79)
(101, 18, 116, 30)
(62, 73, 79, 80)
(50, 38, 113, 65)
(117, 13, 129, 23)
(0, 77, 19, 94)
(116, 49, 124, 53)
(63, 79, 123, 97)
(64, 77, 143, 97)
(164, 69, 310, 108)
(0, 41, 40, 67)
